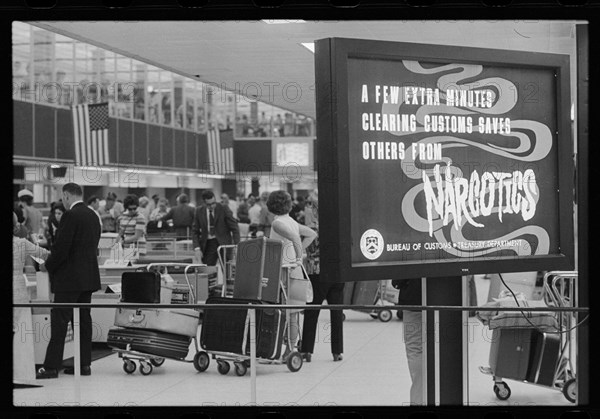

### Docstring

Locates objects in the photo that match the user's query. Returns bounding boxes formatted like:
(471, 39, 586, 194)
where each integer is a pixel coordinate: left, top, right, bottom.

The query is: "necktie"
(209, 208, 215, 235)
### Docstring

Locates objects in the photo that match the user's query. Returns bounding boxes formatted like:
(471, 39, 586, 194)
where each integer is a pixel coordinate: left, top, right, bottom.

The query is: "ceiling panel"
(30, 20, 581, 119)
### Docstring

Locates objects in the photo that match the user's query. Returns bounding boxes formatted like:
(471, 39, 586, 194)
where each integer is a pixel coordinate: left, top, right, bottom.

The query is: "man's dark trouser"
(43, 291, 93, 370)
(300, 275, 344, 355)
(202, 238, 219, 266)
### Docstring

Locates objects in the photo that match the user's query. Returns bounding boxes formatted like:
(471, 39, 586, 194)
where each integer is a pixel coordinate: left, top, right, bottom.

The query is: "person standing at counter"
(44, 202, 66, 249)
(117, 194, 147, 256)
(159, 193, 195, 240)
(18, 189, 44, 243)
(192, 190, 240, 266)
(36, 182, 101, 379)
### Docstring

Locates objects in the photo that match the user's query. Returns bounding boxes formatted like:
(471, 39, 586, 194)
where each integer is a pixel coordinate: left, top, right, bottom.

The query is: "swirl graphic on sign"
(388, 61, 553, 257)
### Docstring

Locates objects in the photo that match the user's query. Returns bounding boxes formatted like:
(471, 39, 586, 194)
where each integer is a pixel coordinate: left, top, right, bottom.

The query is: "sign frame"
(315, 37, 575, 282)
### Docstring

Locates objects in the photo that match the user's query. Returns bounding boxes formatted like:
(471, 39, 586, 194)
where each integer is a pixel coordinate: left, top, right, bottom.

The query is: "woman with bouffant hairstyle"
(266, 190, 317, 361)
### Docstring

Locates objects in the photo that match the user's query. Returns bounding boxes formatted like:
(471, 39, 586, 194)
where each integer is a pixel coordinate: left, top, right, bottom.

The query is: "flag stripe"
(102, 131, 109, 166)
(83, 104, 92, 166)
(91, 130, 98, 167)
(214, 129, 221, 174)
(77, 105, 87, 165)
(207, 130, 214, 174)
(72, 106, 81, 166)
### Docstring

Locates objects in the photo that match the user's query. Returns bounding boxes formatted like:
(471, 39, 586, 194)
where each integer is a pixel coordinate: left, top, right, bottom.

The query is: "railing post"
(73, 307, 81, 404)
(250, 307, 257, 404)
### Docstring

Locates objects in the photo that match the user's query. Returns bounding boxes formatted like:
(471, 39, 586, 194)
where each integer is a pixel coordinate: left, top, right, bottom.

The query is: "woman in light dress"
(13, 212, 50, 382)
(266, 191, 317, 361)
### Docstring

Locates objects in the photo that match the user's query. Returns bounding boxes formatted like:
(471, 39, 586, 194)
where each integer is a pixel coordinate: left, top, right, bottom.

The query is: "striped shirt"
(118, 212, 147, 255)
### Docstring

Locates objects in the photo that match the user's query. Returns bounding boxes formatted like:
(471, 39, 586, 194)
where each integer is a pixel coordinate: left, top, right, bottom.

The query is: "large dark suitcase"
(343, 282, 355, 305)
(489, 328, 534, 380)
(526, 330, 561, 386)
(233, 238, 283, 303)
(200, 296, 260, 355)
(121, 270, 161, 303)
(352, 280, 379, 313)
(255, 307, 285, 360)
(107, 328, 191, 360)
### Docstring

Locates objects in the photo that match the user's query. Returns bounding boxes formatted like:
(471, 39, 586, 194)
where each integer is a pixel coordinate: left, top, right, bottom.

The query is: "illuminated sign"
(316, 38, 574, 281)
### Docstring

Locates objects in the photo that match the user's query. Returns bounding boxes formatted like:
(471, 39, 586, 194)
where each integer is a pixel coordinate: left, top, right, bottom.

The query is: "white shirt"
(248, 203, 262, 225)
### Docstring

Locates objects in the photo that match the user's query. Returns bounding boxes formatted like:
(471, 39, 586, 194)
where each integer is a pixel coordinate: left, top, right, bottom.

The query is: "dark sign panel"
(315, 38, 574, 281)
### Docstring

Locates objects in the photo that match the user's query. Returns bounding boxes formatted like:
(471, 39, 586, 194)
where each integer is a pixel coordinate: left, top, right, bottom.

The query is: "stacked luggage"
(477, 282, 577, 403)
(196, 237, 304, 376)
(106, 263, 205, 375)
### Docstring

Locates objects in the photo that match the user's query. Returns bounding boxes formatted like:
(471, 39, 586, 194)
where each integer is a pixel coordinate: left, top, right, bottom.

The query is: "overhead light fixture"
(262, 19, 306, 24)
(300, 43, 314, 54)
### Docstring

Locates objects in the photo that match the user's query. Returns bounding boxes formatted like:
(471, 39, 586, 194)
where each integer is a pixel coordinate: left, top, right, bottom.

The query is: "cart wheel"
(217, 360, 230, 375)
(286, 352, 303, 372)
(378, 310, 393, 322)
(193, 352, 210, 372)
(150, 358, 165, 367)
(123, 360, 136, 374)
(342, 313, 346, 321)
(396, 310, 403, 320)
(563, 378, 577, 403)
(139, 361, 153, 376)
(234, 362, 247, 377)
(493, 382, 511, 400)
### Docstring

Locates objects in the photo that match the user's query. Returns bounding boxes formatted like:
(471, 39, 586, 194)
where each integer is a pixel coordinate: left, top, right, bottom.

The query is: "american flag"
(207, 129, 234, 175)
(72, 102, 110, 166)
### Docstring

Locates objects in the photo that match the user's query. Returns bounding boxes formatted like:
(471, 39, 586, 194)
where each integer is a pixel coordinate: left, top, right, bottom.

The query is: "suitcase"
(107, 328, 191, 360)
(233, 238, 283, 303)
(121, 270, 161, 303)
(489, 328, 534, 380)
(352, 280, 379, 313)
(200, 296, 261, 355)
(254, 307, 285, 360)
(526, 330, 561, 386)
(343, 282, 355, 305)
(114, 307, 200, 337)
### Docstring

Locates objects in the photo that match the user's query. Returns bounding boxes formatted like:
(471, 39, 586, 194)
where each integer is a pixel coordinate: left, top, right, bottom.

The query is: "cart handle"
(146, 263, 207, 303)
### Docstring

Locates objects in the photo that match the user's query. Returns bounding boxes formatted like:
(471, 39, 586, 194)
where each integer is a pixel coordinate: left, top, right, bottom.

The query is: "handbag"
(288, 264, 313, 306)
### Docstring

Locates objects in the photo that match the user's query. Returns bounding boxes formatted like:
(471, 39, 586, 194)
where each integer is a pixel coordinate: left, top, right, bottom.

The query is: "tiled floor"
(13, 276, 575, 407)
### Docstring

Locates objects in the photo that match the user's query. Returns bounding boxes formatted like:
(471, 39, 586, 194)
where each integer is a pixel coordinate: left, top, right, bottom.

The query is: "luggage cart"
(478, 271, 578, 403)
(195, 245, 303, 375)
(216, 244, 237, 297)
(108, 263, 208, 375)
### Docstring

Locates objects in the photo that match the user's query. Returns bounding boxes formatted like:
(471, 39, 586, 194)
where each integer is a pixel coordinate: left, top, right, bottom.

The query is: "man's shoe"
(63, 366, 91, 376)
(36, 367, 58, 379)
(332, 353, 343, 362)
(301, 353, 312, 362)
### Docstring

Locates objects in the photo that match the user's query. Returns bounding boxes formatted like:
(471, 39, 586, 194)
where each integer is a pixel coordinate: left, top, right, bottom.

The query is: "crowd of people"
(13, 185, 351, 387)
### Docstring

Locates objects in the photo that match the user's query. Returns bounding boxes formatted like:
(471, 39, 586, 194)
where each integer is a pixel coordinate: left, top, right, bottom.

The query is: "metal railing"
(13, 300, 589, 405)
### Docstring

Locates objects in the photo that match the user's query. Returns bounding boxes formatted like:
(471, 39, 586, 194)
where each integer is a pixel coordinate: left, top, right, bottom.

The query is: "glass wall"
(12, 21, 314, 138)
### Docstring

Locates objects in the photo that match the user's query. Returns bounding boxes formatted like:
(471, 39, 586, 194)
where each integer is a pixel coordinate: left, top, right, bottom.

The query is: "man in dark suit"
(192, 190, 240, 266)
(36, 183, 101, 379)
